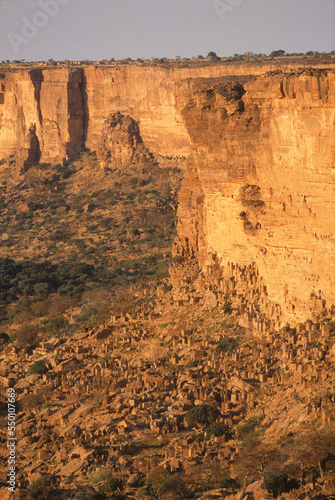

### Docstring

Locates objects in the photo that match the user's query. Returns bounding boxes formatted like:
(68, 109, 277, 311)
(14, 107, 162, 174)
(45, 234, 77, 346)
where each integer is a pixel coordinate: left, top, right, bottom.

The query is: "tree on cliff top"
(207, 51, 220, 61)
(270, 50, 286, 57)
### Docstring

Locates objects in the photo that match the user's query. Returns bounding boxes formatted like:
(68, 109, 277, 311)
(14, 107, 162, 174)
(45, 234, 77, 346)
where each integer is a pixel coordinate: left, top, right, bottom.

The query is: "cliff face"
(0, 68, 85, 166)
(0, 63, 334, 324)
(0, 61, 333, 164)
(172, 69, 335, 325)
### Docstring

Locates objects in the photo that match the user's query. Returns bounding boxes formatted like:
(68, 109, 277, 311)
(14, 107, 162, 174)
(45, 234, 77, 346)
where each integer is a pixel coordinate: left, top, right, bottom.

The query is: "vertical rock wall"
(0, 67, 85, 166)
(0, 61, 334, 164)
(172, 70, 335, 325)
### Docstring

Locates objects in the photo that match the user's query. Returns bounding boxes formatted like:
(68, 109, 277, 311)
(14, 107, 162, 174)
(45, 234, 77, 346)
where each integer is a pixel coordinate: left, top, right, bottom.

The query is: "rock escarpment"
(0, 63, 334, 325)
(0, 61, 333, 165)
(172, 69, 335, 326)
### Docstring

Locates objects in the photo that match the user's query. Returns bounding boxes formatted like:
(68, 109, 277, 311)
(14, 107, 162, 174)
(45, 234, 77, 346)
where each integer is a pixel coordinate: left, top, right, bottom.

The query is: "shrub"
(139, 473, 188, 499)
(264, 472, 288, 497)
(237, 415, 264, 446)
(216, 336, 238, 353)
(138, 481, 158, 499)
(185, 404, 220, 428)
(101, 476, 122, 492)
(40, 316, 69, 334)
(220, 468, 239, 491)
(157, 473, 188, 497)
(33, 282, 51, 299)
(15, 324, 39, 347)
(264, 472, 299, 498)
(25, 342, 39, 355)
(78, 307, 99, 323)
(206, 421, 230, 439)
(189, 360, 201, 367)
(27, 473, 60, 499)
(75, 489, 106, 500)
(129, 176, 138, 187)
(53, 163, 73, 180)
(31, 360, 48, 375)
(0, 332, 9, 344)
(221, 476, 239, 491)
(223, 300, 232, 314)
(48, 228, 72, 242)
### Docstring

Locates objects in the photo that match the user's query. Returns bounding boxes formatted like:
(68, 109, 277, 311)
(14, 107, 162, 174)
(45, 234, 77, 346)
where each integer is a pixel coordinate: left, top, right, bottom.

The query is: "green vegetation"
(74, 489, 107, 500)
(185, 404, 221, 428)
(40, 316, 69, 334)
(264, 472, 299, 498)
(0, 153, 182, 327)
(77, 307, 99, 325)
(31, 360, 48, 375)
(15, 323, 39, 347)
(223, 300, 233, 314)
(0, 256, 94, 304)
(3, 50, 334, 72)
(26, 473, 60, 499)
(188, 359, 201, 368)
(237, 415, 264, 447)
(206, 421, 230, 439)
(90, 469, 122, 495)
(216, 336, 238, 353)
(219, 468, 239, 492)
(139, 472, 190, 500)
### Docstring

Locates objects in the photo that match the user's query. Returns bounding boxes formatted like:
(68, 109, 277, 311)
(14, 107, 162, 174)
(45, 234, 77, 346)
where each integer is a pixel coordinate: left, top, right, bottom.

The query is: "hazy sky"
(0, 0, 334, 61)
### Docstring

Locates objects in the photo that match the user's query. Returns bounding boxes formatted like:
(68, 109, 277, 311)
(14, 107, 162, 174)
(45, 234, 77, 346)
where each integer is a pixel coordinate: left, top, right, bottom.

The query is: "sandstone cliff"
(0, 67, 85, 165)
(172, 69, 335, 326)
(0, 62, 334, 325)
(0, 61, 334, 164)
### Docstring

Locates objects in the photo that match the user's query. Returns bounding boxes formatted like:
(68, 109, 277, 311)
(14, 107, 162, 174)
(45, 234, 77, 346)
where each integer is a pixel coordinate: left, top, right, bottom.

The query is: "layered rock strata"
(172, 69, 335, 326)
(0, 68, 85, 165)
(0, 64, 334, 324)
(0, 62, 334, 164)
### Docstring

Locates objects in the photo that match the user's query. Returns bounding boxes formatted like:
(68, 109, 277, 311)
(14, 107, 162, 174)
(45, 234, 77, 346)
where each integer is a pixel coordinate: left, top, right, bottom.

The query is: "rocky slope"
(1, 277, 335, 500)
(0, 61, 334, 499)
